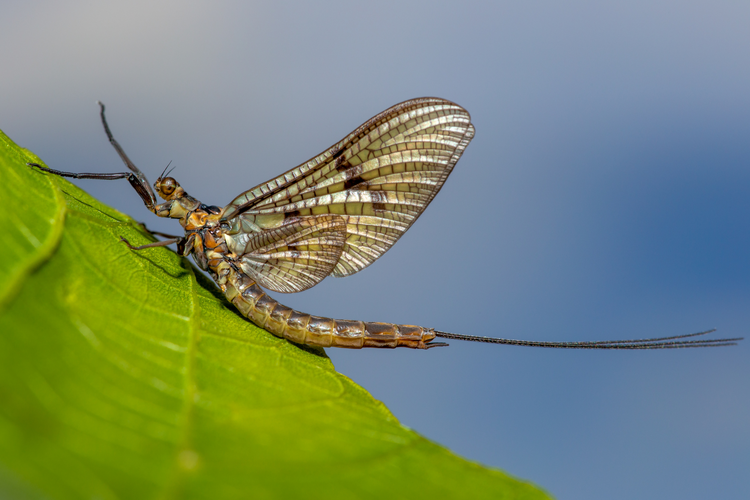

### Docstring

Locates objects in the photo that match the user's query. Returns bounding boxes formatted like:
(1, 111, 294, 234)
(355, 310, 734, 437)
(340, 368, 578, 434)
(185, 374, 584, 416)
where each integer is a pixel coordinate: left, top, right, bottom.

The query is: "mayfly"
(29, 98, 742, 350)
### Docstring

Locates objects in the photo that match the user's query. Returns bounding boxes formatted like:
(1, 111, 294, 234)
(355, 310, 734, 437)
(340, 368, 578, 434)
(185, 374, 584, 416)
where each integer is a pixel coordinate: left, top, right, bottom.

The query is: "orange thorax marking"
(183, 211, 209, 231)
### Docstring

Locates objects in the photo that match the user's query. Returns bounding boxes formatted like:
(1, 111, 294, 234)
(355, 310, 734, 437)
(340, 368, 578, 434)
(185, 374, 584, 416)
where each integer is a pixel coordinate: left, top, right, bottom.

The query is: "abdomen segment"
(225, 273, 440, 349)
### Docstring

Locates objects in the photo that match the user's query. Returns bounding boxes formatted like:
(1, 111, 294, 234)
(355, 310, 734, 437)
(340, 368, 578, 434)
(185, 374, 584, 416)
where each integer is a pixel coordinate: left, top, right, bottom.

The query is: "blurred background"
(2, 1, 749, 499)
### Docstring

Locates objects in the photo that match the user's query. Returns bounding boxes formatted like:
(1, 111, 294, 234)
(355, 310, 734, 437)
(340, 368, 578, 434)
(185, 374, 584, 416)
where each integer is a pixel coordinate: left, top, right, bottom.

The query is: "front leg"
(27, 162, 157, 212)
(26, 102, 158, 211)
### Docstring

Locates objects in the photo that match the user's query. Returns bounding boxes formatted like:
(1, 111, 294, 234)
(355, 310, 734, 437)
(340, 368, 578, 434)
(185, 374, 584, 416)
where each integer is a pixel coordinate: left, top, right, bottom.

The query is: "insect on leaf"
(0, 130, 550, 500)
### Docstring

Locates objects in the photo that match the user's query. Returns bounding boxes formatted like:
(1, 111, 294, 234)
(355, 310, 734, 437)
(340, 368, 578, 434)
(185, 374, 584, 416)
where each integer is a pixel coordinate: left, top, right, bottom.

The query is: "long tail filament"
(433, 329, 742, 349)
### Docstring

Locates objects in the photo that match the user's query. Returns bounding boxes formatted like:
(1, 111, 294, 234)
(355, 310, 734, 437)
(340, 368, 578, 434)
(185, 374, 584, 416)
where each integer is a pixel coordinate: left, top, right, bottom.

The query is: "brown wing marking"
(222, 97, 475, 278)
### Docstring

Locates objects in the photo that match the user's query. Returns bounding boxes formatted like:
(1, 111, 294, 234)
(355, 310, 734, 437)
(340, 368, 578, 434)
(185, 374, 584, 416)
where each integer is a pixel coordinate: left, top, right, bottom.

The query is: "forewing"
(222, 97, 475, 277)
(235, 215, 347, 293)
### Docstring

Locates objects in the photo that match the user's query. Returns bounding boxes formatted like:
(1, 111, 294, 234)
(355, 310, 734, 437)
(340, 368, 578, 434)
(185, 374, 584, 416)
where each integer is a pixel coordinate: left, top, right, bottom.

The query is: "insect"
(29, 98, 742, 349)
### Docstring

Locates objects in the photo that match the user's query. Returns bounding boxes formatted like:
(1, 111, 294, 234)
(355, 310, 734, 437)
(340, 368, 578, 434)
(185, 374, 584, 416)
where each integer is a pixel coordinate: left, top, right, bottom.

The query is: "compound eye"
(158, 177, 178, 196)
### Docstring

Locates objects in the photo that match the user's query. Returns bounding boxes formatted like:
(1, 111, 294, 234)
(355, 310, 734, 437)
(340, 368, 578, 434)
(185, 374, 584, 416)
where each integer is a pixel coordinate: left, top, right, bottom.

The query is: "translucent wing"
(234, 215, 347, 293)
(222, 97, 475, 277)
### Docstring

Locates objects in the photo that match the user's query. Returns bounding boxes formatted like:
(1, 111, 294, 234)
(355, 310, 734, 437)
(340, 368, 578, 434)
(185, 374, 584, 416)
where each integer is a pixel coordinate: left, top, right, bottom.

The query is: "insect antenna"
(433, 329, 743, 349)
(157, 161, 176, 181)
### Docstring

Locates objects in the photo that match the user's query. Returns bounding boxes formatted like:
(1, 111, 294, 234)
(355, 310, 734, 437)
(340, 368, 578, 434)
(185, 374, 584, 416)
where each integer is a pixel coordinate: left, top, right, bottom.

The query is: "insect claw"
(119, 236, 136, 249)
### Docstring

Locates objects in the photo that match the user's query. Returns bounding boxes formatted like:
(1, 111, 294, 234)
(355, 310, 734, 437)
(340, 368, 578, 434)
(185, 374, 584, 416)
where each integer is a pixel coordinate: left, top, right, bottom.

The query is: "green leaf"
(0, 130, 550, 500)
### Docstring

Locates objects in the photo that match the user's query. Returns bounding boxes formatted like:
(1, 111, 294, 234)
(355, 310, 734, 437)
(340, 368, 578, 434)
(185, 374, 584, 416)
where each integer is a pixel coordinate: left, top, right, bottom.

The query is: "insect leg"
(120, 236, 182, 251)
(95, 101, 157, 210)
(27, 162, 156, 212)
(136, 222, 182, 240)
(27, 102, 158, 211)
(27, 163, 133, 181)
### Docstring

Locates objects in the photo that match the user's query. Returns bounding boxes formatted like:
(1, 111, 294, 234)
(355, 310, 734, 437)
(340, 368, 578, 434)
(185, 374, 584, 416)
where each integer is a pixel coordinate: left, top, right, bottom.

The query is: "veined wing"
(234, 215, 347, 293)
(222, 97, 475, 277)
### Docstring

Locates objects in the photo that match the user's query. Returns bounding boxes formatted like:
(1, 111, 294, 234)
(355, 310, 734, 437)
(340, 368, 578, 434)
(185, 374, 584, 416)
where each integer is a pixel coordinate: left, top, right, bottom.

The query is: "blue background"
(3, 2, 748, 499)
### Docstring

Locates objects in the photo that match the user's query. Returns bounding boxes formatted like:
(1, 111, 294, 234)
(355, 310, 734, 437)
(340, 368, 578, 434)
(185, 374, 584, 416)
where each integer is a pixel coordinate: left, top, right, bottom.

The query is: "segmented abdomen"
(224, 272, 437, 349)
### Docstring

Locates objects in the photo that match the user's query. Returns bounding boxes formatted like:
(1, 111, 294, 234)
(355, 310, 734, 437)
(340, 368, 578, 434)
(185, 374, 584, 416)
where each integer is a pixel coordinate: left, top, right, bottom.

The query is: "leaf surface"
(0, 130, 550, 500)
